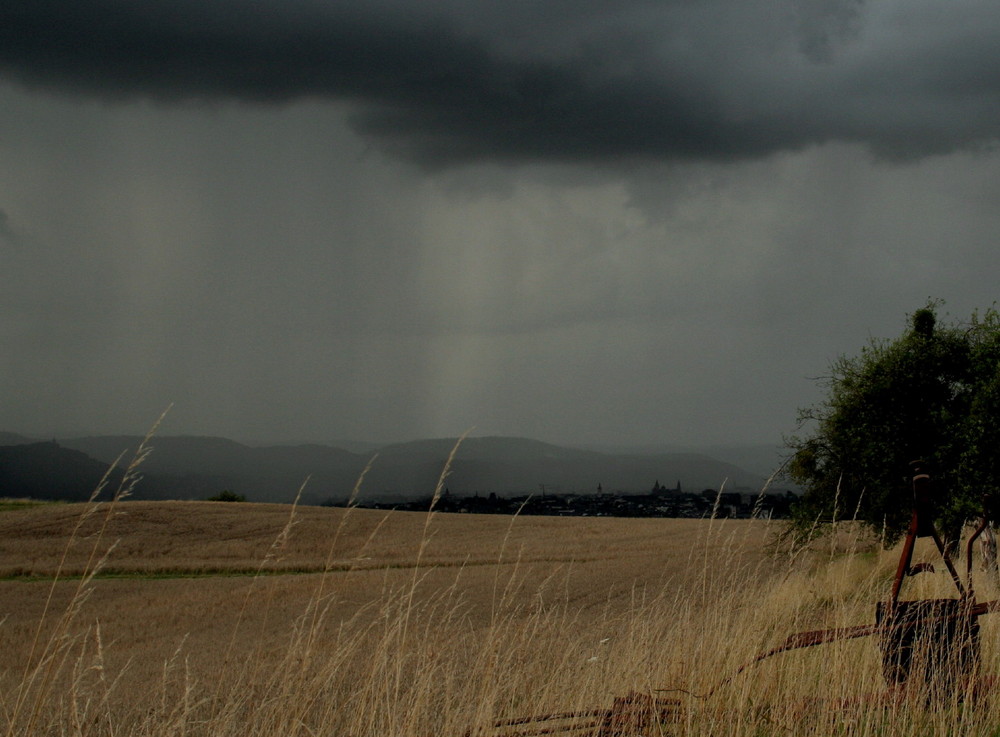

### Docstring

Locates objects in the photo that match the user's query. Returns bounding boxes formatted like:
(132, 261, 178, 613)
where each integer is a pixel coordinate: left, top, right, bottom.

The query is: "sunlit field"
(2, 494, 999, 736)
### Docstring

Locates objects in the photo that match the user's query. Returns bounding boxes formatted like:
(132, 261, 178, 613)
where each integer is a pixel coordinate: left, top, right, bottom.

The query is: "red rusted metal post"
(877, 463, 979, 691)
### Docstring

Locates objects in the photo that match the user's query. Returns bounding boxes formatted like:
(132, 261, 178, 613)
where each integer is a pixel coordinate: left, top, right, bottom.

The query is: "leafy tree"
(207, 490, 246, 502)
(787, 304, 1000, 546)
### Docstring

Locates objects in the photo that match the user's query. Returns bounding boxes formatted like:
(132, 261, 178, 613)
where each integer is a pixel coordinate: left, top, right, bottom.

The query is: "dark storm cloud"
(2, 1, 999, 164)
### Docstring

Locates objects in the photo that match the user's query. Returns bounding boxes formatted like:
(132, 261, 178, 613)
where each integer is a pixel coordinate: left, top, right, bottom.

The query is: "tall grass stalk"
(5, 408, 168, 737)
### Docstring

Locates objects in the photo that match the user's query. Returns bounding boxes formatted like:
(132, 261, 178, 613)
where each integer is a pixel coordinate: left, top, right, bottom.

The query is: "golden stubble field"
(0, 502, 777, 685)
(2, 499, 999, 736)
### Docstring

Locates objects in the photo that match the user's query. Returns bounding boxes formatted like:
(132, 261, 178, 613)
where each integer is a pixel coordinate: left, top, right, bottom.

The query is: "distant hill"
(0, 431, 34, 446)
(325, 438, 384, 455)
(576, 442, 790, 480)
(352, 436, 766, 498)
(702, 444, 790, 480)
(59, 435, 367, 504)
(0, 441, 123, 501)
(4, 433, 774, 504)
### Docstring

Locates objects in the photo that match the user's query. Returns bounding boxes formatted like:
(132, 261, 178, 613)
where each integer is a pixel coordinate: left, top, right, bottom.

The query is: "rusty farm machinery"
(461, 462, 1000, 736)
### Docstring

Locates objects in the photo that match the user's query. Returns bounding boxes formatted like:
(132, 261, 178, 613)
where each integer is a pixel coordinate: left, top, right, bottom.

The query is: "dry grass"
(0, 502, 777, 689)
(2, 493, 999, 736)
(0, 501, 774, 580)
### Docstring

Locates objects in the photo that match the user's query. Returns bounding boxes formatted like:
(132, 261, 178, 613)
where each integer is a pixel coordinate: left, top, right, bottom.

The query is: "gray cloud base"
(3, 1, 1000, 165)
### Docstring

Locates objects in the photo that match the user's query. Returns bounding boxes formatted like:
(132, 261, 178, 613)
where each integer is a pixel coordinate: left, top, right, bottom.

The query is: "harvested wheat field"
(0, 501, 777, 685)
(2, 499, 1000, 736)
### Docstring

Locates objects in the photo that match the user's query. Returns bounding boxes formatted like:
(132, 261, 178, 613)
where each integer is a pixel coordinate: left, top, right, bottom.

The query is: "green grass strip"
(0, 555, 598, 582)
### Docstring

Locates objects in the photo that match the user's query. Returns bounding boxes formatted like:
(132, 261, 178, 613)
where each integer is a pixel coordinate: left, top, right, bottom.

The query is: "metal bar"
(494, 720, 600, 737)
(967, 518, 990, 595)
(702, 600, 1000, 697)
(928, 526, 967, 598)
(493, 711, 607, 727)
(891, 508, 920, 604)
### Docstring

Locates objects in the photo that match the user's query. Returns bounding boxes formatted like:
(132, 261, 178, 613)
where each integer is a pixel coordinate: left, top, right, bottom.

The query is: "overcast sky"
(2, 0, 1000, 448)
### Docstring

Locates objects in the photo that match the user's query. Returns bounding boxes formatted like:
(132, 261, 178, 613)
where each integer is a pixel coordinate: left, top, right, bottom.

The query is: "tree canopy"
(787, 304, 1000, 545)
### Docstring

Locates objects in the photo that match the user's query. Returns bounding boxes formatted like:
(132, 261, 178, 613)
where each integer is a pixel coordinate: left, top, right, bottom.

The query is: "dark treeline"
(327, 487, 795, 520)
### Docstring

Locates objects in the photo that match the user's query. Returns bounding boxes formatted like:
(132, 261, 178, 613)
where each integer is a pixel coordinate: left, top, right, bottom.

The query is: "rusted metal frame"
(492, 721, 600, 737)
(476, 708, 606, 737)
(695, 600, 1000, 703)
(597, 694, 680, 737)
(892, 471, 967, 604)
(730, 468, 995, 695)
(967, 517, 990, 595)
(779, 598, 998, 654)
(465, 467, 1000, 737)
(890, 507, 921, 603)
(927, 526, 967, 599)
(492, 710, 607, 728)
(478, 694, 681, 737)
